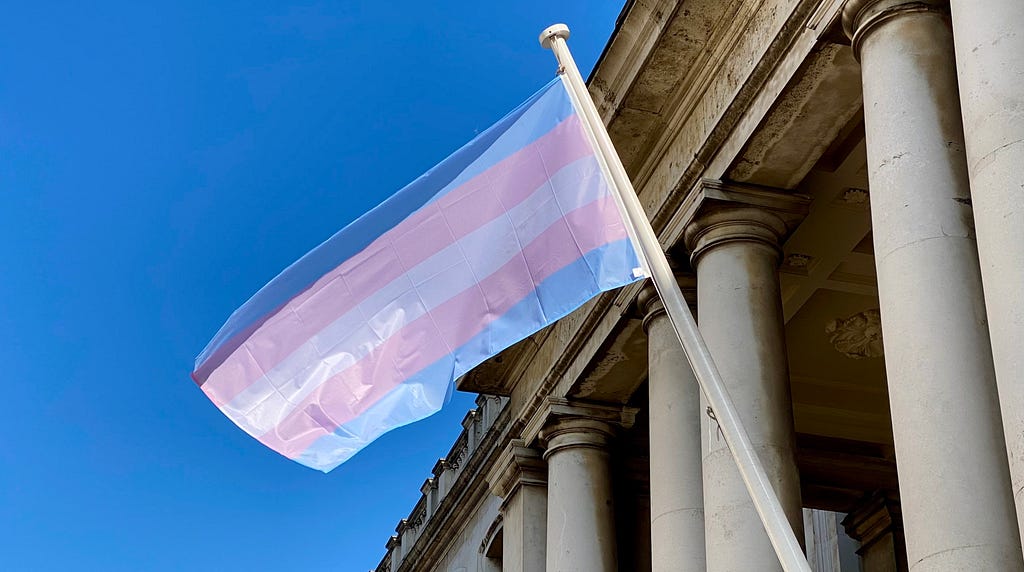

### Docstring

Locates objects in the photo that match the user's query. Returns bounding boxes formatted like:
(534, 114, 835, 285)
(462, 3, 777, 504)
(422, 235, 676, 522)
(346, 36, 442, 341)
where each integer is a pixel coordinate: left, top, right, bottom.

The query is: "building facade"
(375, 0, 1024, 570)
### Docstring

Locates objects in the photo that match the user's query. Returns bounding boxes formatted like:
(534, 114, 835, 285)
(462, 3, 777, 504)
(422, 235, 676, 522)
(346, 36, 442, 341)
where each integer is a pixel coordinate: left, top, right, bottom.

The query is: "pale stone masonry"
(374, 1, 1024, 571)
(375, 394, 509, 572)
(639, 279, 705, 571)
(948, 0, 1024, 546)
(843, 1, 1021, 568)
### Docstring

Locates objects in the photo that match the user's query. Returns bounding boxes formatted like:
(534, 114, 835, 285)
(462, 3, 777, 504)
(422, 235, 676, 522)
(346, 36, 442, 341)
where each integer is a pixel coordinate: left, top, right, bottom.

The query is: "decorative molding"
(479, 514, 503, 557)
(842, 0, 948, 58)
(781, 253, 815, 275)
(837, 186, 870, 207)
(680, 179, 811, 265)
(485, 439, 547, 500)
(726, 41, 862, 189)
(807, 0, 847, 39)
(841, 491, 903, 549)
(826, 308, 884, 359)
(407, 508, 425, 530)
(447, 442, 468, 471)
(589, 0, 680, 123)
(681, 179, 811, 230)
(522, 397, 638, 448)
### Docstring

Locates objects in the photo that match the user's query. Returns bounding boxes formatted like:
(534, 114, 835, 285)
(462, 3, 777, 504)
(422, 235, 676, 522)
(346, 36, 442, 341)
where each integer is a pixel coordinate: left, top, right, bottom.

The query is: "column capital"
(842, 0, 948, 58)
(638, 274, 697, 333)
(841, 491, 902, 548)
(522, 397, 637, 453)
(681, 179, 809, 267)
(485, 439, 547, 499)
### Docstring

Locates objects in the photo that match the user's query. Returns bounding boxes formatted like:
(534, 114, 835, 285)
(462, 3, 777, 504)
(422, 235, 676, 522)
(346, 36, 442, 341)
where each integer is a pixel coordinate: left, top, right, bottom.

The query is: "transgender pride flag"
(192, 77, 643, 472)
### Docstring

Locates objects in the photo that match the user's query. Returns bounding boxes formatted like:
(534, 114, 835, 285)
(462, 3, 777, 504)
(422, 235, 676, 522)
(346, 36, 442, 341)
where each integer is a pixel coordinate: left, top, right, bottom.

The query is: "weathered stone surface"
(949, 0, 1024, 543)
(728, 42, 862, 189)
(846, 0, 1024, 569)
(639, 280, 706, 572)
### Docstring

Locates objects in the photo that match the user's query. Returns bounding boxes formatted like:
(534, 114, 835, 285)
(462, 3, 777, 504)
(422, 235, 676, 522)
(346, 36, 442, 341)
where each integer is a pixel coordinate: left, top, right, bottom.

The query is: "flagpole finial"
(539, 23, 570, 49)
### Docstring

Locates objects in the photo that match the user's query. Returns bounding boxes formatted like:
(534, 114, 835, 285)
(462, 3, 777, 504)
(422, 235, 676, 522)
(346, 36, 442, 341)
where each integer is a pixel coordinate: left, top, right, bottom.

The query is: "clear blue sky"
(0, 2, 622, 570)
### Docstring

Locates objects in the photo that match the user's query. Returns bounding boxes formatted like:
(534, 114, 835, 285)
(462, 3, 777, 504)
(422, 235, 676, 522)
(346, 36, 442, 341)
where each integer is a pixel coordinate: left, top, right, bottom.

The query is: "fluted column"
(524, 398, 636, 572)
(948, 0, 1024, 537)
(639, 279, 705, 572)
(843, 1, 1024, 569)
(683, 187, 807, 571)
(485, 440, 547, 572)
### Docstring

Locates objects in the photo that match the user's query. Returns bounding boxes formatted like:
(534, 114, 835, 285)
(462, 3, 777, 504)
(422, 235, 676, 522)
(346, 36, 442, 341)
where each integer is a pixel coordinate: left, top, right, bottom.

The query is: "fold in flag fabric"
(192, 77, 644, 472)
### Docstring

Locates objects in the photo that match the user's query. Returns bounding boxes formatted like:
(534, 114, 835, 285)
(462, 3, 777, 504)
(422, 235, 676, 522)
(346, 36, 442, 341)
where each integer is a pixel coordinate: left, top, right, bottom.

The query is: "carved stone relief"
(826, 308, 884, 359)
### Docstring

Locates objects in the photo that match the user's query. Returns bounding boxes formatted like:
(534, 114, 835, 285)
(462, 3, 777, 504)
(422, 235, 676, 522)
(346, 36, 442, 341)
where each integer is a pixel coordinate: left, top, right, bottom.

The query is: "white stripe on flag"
(216, 155, 609, 436)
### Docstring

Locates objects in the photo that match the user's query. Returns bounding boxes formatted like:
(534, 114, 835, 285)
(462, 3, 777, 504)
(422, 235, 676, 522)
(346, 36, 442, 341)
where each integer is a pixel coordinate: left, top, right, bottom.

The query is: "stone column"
(683, 183, 808, 572)
(638, 279, 705, 572)
(524, 398, 636, 572)
(842, 1, 1024, 569)
(485, 440, 548, 572)
(948, 0, 1024, 537)
(804, 509, 841, 572)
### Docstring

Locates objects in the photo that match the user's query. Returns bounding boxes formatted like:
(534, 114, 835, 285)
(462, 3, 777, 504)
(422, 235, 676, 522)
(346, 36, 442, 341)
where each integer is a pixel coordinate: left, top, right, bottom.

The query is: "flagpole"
(540, 24, 812, 572)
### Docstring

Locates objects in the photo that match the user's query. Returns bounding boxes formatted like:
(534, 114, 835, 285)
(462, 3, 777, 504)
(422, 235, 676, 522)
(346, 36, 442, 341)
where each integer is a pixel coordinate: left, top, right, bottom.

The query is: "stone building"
(374, 0, 1024, 570)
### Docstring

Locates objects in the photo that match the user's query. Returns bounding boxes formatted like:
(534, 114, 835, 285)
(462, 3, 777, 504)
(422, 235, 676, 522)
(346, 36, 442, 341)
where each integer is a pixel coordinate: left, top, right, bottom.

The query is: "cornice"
(632, 0, 820, 222)
(588, 0, 680, 124)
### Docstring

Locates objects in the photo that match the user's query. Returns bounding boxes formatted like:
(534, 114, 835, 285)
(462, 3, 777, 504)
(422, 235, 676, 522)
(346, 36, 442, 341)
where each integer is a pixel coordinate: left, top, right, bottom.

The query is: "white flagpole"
(540, 23, 812, 572)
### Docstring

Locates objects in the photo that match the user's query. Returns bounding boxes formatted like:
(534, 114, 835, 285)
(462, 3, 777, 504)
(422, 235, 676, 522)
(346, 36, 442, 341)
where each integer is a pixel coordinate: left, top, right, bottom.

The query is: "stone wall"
(374, 395, 509, 572)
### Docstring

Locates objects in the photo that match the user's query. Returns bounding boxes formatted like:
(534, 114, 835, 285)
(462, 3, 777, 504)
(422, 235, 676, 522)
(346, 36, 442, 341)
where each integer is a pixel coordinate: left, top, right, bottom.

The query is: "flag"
(192, 77, 643, 472)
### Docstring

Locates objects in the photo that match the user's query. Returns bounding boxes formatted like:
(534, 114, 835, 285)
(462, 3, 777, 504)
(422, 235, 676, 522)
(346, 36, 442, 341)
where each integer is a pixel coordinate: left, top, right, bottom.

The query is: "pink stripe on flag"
(253, 196, 629, 458)
(200, 115, 593, 405)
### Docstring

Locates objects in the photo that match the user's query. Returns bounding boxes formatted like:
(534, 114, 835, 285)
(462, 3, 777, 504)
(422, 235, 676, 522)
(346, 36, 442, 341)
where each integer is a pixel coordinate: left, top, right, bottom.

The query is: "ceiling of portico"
(778, 132, 893, 449)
